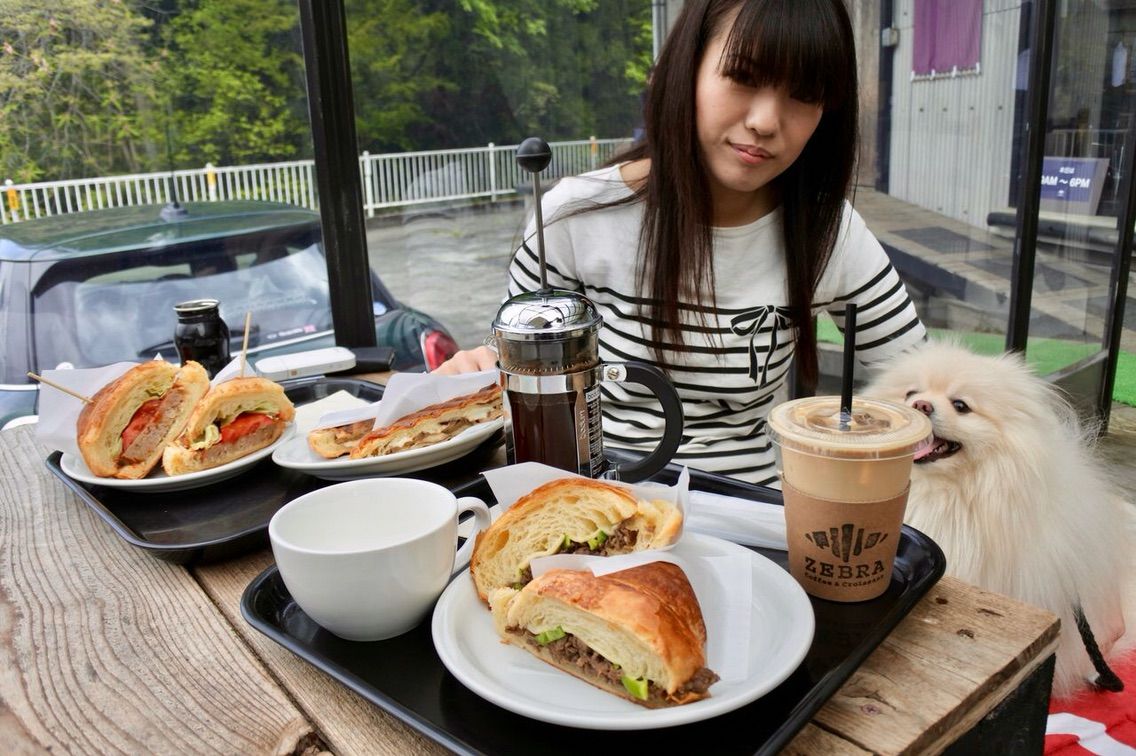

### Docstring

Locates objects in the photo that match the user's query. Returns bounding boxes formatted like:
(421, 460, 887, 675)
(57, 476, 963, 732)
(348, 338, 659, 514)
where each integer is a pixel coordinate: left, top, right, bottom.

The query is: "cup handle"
(452, 496, 492, 574)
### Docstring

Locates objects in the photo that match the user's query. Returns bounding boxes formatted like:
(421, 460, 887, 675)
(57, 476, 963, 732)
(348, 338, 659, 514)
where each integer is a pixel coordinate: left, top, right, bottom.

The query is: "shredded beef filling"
(515, 528, 640, 588)
(513, 628, 718, 702)
(560, 527, 638, 555)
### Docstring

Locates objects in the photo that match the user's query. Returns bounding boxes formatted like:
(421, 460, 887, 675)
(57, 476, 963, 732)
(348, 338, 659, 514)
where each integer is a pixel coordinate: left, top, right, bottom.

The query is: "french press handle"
(600, 362, 683, 482)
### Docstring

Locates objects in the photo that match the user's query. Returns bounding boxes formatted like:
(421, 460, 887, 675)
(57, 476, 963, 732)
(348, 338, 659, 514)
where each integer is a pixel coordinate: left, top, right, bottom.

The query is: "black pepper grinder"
(491, 137, 683, 482)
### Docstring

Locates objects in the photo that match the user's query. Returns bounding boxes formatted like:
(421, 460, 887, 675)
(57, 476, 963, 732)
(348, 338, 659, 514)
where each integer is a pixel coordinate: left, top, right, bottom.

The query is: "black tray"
(241, 467, 946, 755)
(45, 376, 499, 565)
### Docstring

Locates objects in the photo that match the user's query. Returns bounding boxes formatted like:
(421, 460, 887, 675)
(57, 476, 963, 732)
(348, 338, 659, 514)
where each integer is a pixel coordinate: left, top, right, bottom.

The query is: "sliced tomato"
(219, 412, 276, 444)
(121, 398, 162, 450)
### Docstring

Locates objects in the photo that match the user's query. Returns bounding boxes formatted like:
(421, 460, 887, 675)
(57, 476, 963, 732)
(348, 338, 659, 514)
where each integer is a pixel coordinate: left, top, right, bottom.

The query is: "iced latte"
(768, 397, 931, 602)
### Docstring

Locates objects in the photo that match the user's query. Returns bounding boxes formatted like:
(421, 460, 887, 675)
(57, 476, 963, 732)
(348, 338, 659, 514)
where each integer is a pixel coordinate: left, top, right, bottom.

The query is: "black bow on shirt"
(729, 305, 794, 386)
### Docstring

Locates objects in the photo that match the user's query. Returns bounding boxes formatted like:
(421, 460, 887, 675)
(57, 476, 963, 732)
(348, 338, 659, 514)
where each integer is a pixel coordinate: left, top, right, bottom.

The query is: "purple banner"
(913, 0, 982, 75)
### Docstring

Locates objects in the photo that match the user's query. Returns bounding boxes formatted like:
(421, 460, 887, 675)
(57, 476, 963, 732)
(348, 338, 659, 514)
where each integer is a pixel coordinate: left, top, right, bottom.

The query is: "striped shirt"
(507, 165, 926, 485)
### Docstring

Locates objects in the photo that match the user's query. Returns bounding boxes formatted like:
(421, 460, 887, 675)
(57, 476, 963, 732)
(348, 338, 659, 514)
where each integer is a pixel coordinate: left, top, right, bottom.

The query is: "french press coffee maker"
(491, 138, 683, 483)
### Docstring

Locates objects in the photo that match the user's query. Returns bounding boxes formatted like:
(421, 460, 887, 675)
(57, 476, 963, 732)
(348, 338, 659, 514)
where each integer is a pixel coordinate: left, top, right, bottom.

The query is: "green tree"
(413, 0, 652, 147)
(159, 0, 309, 167)
(0, 0, 160, 181)
(345, 0, 452, 153)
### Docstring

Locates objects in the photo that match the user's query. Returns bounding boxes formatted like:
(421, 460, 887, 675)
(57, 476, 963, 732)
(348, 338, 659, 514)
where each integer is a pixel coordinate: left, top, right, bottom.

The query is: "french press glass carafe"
(491, 138, 683, 482)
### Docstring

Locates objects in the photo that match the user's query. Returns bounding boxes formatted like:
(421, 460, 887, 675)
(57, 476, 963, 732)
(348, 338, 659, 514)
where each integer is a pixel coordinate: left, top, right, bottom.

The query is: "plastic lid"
(767, 396, 932, 459)
(492, 289, 601, 342)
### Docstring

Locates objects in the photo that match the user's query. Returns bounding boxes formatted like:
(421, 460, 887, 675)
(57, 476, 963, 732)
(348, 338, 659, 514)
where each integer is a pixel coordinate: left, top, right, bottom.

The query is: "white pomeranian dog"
(866, 341, 1135, 697)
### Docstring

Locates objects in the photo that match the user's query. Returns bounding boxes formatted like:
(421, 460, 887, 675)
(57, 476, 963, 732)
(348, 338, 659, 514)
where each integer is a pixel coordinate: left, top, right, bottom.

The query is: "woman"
(438, 0, 925, 485)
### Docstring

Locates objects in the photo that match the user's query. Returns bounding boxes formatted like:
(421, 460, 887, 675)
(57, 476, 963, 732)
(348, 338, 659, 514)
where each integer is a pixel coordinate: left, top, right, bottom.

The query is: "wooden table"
(0, 425, 1059, 755)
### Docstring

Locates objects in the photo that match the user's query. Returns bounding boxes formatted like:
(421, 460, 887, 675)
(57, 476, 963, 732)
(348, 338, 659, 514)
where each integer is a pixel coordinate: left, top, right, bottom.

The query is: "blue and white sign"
(1040, 157, 1109, 215)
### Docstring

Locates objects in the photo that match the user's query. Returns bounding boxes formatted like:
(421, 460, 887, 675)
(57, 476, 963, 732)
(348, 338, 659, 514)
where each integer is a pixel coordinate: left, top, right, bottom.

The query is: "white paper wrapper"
(292, 390, 370, 436)
(35, 362, 137, 458)
(686, 490, 788, 551)
(211, 355, 256, 386)
(311, 369, 497, 433)
(481, 463, 750, 682)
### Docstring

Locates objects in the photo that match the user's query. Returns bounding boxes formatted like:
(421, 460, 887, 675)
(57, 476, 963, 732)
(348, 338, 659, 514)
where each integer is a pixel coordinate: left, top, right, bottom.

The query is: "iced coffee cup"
(768, 397, 932, 602)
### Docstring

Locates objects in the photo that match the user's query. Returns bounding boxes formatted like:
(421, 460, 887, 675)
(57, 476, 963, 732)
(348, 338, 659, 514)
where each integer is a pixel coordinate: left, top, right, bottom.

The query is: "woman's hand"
(431, 345, 497, 374)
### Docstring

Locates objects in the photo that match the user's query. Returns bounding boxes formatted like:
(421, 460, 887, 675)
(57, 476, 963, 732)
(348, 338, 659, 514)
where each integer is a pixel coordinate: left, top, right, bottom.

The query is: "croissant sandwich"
(470, 478, 682, 601)
(343, 383, 502, 459)
(76, 360, 210, 479)
(162, 377, 294, 476)
(489, 562, 719, 707)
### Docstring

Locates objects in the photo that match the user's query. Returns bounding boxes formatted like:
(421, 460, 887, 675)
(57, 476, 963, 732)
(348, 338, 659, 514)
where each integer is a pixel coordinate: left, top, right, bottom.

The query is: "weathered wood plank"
(195, 552, 447, 756)
(0, 427, 319, 754)
(812, 576, 1060, 755)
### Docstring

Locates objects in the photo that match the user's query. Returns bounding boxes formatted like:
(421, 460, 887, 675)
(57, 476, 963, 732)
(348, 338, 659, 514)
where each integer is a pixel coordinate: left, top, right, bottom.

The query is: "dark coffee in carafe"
(505, 388, 602, 476)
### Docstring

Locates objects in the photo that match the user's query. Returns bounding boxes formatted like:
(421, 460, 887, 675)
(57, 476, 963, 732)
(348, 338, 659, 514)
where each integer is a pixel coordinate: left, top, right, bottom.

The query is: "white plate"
(431, 532, 814, 730)
(59, 425, 295, 493)
(271, 418, 504, 481)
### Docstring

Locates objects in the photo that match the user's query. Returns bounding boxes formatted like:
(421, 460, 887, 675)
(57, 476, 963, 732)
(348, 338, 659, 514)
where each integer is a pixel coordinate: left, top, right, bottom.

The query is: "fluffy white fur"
(866, 341, 1135, 697)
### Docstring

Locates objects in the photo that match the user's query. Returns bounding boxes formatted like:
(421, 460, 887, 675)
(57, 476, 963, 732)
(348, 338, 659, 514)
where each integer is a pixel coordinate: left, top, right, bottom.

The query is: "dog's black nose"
(912, 399, 933, 416)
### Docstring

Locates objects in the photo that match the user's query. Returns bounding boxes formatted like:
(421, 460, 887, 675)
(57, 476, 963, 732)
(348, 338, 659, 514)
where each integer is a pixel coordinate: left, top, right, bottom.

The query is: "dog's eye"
(952, 399, 971, 414)
(905, 390, 917, 400)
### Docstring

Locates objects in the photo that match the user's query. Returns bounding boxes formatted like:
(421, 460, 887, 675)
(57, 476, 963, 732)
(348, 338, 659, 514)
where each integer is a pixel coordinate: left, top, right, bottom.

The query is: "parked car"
(0, 200, 458, 428)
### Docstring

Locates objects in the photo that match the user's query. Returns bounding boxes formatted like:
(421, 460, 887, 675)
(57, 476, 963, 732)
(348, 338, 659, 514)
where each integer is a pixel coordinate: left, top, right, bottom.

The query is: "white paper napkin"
(686, 490, 788, 551)
(292, 390, 370, 436)
(312, 369, 497, 432)
(35, 362, 137, 458)
(211, 355, 255, 386)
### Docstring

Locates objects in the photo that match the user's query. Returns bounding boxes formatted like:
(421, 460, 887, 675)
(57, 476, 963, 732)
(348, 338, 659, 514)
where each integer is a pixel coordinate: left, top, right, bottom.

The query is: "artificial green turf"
(815, 318, 1136, 406)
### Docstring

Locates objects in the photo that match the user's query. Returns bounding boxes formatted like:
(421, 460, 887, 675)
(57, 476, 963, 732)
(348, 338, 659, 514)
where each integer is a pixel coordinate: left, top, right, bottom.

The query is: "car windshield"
(27, 224, 385, 374)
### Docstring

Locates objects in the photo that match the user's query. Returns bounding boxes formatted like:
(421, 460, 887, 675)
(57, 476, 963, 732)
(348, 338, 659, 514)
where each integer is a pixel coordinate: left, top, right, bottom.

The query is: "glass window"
(29, 224, 339, 371)
(345, 1, 654, 349)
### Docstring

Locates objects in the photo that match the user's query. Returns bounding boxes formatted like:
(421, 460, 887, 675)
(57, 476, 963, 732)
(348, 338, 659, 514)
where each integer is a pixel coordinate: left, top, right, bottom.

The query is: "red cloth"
(1046, 654, 1136, 754)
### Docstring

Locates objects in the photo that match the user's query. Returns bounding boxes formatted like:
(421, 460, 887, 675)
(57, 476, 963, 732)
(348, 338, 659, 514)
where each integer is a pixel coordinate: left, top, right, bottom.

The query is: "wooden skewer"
(239, 311, 252, 377)
(26, 372, 93, 404)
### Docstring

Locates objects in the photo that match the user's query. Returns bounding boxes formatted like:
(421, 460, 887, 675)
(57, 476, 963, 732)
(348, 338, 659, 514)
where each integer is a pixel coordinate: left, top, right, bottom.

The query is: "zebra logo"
(805, 525, 887, 564)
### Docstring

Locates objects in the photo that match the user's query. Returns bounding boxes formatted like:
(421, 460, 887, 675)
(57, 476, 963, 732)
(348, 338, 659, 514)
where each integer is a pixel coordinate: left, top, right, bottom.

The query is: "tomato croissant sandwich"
(77, 360, 210, 479)
(161, 377, 294, 476)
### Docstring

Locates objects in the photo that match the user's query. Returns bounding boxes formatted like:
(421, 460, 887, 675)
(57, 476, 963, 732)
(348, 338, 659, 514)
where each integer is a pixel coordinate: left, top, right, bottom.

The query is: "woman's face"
(694, 25, 824, 220)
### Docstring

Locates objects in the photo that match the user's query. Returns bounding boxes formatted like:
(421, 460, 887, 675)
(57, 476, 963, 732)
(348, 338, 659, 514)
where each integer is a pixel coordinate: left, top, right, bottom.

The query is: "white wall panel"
(888, 1, 1023, 227)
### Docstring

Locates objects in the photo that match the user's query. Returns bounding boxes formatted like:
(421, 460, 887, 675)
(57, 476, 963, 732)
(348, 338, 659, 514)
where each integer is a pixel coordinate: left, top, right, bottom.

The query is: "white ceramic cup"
(268, 478, 492, 641)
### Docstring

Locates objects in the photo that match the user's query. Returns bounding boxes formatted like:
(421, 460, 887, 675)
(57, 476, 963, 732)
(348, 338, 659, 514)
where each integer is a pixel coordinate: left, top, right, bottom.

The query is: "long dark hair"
(615, 0, 858, 392)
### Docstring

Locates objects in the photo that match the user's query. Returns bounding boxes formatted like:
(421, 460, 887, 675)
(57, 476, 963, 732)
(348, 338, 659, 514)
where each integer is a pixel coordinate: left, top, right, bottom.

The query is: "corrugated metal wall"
(888, 0, 1022, 227)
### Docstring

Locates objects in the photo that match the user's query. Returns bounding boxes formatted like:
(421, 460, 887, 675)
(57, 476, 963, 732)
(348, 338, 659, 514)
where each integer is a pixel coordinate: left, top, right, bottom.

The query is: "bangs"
(718, 0, 852, 109)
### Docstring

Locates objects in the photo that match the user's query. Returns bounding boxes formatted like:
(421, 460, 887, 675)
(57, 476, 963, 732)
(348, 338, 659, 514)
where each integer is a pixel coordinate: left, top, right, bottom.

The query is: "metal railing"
(1, 137, 632, 225)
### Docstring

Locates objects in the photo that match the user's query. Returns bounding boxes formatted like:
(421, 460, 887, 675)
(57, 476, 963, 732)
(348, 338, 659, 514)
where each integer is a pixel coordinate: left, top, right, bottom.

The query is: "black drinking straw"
(840, 303, 857, 429)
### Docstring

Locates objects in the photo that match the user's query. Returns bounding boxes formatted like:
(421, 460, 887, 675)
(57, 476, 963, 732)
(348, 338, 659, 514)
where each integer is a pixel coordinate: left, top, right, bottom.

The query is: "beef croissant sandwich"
(162, 377, 294, 475)
(77, 360, 210, 479)
(470, 478, 682, 601)
(489, 562, 719, 707)
(345, 383, 502, 459)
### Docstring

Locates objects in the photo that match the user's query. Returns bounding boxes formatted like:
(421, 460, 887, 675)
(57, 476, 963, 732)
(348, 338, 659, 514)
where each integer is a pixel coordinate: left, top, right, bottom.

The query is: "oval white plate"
(431, 532, 814, 730)
(272, 418, 503, 481)
(60, 425, 295, 493)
